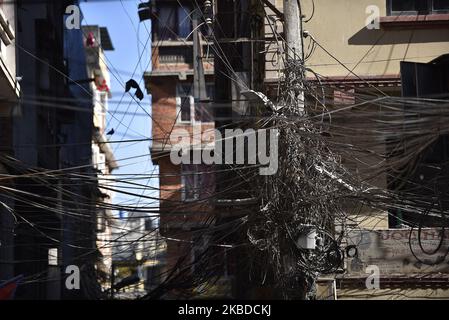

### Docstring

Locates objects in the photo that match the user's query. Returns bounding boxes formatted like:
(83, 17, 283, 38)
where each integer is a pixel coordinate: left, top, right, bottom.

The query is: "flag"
(0, 275, 23, 300)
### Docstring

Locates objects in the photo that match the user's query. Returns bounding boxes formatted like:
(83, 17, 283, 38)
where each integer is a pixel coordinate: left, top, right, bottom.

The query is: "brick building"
(143, 0, 220, 297)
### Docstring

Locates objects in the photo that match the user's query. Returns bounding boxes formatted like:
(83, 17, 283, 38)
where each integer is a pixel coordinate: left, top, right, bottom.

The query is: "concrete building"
(202, 0, 449, 299)
(111, 212, 166, 298)
(265, 0, 449, 299)
(142, 0, 449, 299)
(0, 0, 104, 299)
(143, 0, 220, 298)
(83, 25, 119, 289)
(0, 0, 21, 286)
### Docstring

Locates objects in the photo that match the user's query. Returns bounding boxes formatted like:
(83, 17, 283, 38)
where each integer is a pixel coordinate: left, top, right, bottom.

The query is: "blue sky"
(80, 1, 159, 213)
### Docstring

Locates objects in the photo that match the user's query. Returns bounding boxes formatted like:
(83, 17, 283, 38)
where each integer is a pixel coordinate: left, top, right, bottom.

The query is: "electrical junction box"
(296, 225, 317, 250)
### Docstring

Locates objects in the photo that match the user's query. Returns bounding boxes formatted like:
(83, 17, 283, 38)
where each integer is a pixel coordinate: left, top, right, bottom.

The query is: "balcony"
(82, 26, 114, 89)
(152, 40, 215, 75)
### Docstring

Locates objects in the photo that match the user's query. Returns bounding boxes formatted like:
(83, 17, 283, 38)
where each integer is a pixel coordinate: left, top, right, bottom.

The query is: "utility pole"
(192, 7, 209, 164)
(192, 9, 208, 103)
(282, 0, 312, 300)
(283, 0, 304, 114)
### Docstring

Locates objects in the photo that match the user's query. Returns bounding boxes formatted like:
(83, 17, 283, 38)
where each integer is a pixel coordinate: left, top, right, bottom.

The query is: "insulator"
(203, 0, 214, 24)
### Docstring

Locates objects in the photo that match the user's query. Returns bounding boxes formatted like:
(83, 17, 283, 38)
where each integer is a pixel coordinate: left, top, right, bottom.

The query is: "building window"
(195, 84, 215, 123)
(176, 83, 215, 123)
(389, 0, 449, 15)
(155, 3, 193, 40)
(191, 235, 210, 274)
(181, 164, 215, 201)
(181, 164, 201, 201)
(145, 265, 164, 289)
(433, 0, 449, 10)
(178, 6, 192, 38)
(144, 218, 153, 231)
(97, 209, 106, 233)
(176, 84, 194, 123)
(93, 147, 106, 174)
(94, 90, 108, 131)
